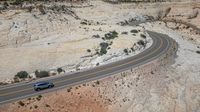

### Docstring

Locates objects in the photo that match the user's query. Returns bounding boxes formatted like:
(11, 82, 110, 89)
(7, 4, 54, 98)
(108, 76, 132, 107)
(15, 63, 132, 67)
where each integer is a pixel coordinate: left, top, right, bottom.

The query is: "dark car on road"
(34, 82, 54, 91)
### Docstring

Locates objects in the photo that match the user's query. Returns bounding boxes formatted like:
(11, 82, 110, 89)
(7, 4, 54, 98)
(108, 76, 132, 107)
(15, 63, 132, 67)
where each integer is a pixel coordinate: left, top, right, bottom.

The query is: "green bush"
(121, 32, 128, 35)
(104, 31, 118, 40)
(92, 34, 100, 38)
(99, 42, 109, 55)
(35, 71, 49, 78)
(123, 49, 129, 55)
(100, 48, 107, 55)
(140, 34, 146, 39)
(15, 71, 28, 79)
(36, 95, 42, 101)
(130, 29, 138, 33)
(57, 68, 63, 74)
(131, 47, 135, 52)
(18, 101, 25, 106)
(100, 42, 109, 48)
(137, 40, 145, 47)
(87, 49, 91, 52)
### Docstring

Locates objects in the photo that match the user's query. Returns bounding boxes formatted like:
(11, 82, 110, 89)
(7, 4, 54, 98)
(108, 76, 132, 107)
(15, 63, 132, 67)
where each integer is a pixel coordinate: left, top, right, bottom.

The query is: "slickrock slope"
(0, 1, 200, 112)
(0, 29, 177, 112)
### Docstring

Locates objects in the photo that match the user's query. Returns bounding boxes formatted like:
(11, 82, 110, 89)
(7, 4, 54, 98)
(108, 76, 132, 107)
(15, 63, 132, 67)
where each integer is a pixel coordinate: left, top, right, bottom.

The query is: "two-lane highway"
(0, 31, 177, 104)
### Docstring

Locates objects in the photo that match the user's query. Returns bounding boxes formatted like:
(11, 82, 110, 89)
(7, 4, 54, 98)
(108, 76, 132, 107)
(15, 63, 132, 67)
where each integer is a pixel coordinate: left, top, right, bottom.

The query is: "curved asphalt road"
(0, 31, 177, 105)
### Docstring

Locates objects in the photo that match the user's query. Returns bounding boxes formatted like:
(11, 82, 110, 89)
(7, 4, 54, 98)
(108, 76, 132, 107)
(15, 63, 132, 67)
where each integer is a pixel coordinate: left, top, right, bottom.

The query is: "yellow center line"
(0, 35, 166, 97)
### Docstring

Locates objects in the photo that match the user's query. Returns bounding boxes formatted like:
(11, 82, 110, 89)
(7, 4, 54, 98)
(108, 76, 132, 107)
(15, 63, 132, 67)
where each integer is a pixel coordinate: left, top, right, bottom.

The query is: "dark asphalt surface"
(0, 31, 176, 105)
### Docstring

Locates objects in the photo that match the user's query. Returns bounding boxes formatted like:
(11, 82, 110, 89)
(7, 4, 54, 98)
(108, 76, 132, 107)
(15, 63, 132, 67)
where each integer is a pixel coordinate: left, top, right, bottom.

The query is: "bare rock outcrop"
(187, 9, 199, 19)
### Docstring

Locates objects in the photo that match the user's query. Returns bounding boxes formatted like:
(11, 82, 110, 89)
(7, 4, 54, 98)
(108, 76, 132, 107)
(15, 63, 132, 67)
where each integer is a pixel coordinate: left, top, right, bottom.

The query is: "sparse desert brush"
(99, 47, 107, 55)
(98, 42, 109, 55)
(92, 34, 100, 38)
(15, 71, 29, 79)
(87, 49, 91, 52)
(130, 29, 138, 33)
(104, 31, 118, 40)
(57, 67, 64, 74)
(196, 51, 200, 54)
(18, 101, 25, 106)
(137, 40, 146, 47)
(36, 95, 42, 101)
(123, 48, 129, 55)
(35, 70, 49, 78)
(140, 34, 146, 39)
(121, 31, 128, 35)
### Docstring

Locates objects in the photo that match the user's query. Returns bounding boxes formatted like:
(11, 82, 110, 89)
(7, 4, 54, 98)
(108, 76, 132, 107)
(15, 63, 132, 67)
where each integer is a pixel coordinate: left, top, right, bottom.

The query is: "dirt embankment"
(0, 33, 177, 112)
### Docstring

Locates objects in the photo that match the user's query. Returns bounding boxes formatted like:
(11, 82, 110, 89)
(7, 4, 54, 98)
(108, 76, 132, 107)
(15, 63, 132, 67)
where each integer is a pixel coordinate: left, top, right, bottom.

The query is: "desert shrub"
(130, 29, 138, 33)
(15, 71, 28, 79)
(140, 34, 146, 39)
(123, 48, 129, 55)
(137, 40, 145, 47)
(109, 41, 113, 45)
(196, 51, 200, 54)
(99, 42, 109, 55)
(35, 71, 49, 78)
(36, 95, 42, 101)
(67, 87, 72, 92)
(34, 105, 38, 109)
(80, 21, 87, 25)
(57, 68, 63, 74)
(87, 49, 91, 52)
(104, 31, 118, 40)
(95, 80, 100, 85)
(99, 47, 107, 55)
(100, 42, 109, 48)
(13, 76, 20, 83)
(131, 47, 135, 52)
(45, 104, 50, 107)
(92, 34, 100, 38)
(80, 19, 88, 25)
(121, 32, 128, 35)
(18, 101, 25, 106)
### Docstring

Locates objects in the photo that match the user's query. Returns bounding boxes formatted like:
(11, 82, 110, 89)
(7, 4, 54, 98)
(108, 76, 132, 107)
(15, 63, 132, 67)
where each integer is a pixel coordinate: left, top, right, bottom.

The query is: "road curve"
(0, 31, 177, 105)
